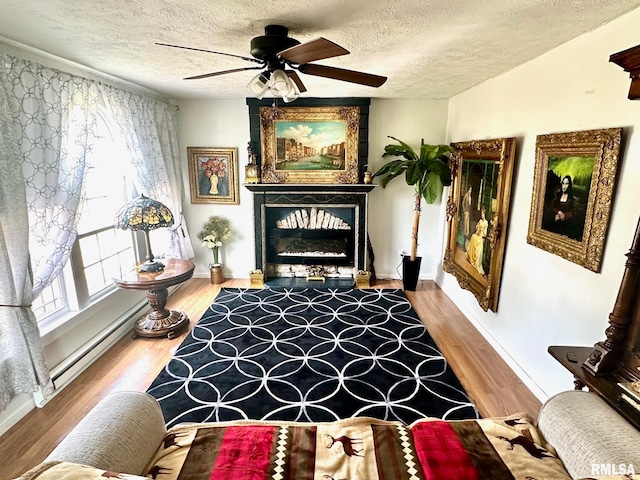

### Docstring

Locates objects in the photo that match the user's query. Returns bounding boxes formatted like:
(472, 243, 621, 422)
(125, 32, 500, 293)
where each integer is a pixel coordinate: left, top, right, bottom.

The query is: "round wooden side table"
(114, 258, 195, 339)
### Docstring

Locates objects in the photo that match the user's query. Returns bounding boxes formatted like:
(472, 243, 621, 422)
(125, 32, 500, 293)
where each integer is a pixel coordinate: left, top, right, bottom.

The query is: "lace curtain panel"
(0, 56, 52, 412)
(0, 52, 193, 413)
(99, 85, 194, 259)
(6, 55, 100, 296)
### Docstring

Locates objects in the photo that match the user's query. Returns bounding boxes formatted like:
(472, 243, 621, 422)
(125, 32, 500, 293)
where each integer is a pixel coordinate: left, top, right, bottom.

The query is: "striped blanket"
(141, 414, 573, 480)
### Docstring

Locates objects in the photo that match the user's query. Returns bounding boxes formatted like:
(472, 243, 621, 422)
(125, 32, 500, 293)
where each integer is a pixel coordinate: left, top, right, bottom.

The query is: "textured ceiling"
(0, 0, 639, 100)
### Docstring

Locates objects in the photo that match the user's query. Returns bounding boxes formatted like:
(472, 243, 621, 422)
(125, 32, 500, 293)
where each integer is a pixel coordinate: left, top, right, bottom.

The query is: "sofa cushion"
(538, 390, 640, 479)
(44, 391, 166, 475)
(143, 413, 572, 479)
(13, 461, 147, 480)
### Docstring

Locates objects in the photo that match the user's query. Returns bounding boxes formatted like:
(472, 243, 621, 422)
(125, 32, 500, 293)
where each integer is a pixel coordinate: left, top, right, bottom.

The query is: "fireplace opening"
(266, 206, 355, 268)
(246, 184, 374, 286)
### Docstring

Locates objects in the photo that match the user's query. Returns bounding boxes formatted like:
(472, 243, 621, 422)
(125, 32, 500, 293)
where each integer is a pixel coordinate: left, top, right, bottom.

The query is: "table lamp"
(114, 194, 174, 272)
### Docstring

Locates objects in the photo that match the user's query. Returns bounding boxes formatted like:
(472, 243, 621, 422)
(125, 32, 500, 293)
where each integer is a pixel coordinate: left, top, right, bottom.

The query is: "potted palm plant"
(198, 215, 232, 284)
(373, 136, 453, 290)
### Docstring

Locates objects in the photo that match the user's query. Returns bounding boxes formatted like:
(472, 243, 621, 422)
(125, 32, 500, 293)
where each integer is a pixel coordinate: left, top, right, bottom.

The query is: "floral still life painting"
(187, 147, 239, 204)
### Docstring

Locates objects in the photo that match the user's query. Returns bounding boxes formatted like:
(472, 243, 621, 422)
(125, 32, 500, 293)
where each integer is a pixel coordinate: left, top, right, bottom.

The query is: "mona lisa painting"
(187, 147, 239, 205)
(527, 128, 622, 272)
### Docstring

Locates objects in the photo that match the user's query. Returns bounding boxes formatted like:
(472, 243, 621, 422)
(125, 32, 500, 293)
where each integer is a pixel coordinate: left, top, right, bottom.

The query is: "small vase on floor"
(210, 264, 224, 284)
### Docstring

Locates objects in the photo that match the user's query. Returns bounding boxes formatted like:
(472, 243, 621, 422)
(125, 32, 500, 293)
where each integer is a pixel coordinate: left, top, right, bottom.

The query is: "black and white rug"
(147, 287, 479, 427)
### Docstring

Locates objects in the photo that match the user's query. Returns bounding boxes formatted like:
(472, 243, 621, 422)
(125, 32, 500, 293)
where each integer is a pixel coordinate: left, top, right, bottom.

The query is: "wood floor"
(0, 278, 541, 480)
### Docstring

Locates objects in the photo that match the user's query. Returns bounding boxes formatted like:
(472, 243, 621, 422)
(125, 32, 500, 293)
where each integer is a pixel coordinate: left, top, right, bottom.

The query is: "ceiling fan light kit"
(270, 69, 290, 93)
(281, 76, 301, 103)
(247, 71, 271, 99)
(246, 69, 300, 102)
(158, 25, 387, 100)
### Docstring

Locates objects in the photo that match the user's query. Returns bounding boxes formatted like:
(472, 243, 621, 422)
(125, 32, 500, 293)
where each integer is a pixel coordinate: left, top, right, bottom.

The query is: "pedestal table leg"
(133, 287, 189, 339)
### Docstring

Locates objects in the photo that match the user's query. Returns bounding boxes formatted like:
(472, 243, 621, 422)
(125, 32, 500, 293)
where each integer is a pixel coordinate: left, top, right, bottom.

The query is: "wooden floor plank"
(0, 278, 541, 479)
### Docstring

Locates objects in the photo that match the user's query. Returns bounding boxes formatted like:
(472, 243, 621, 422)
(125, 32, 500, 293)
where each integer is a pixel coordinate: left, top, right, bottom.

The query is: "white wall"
(177, 99, 256, 279)
(440, 6, 640, 400)
(367, 99, 450, 279)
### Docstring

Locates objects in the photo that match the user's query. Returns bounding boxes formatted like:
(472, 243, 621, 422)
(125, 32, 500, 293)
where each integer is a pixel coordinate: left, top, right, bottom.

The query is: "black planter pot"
(402, 255, 422, 291)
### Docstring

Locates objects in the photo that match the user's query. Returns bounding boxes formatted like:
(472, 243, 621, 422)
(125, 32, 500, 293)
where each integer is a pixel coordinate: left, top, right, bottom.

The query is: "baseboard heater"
(33, 299, 149, 407)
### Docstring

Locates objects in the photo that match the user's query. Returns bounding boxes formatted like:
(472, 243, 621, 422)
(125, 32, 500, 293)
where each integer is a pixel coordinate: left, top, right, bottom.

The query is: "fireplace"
(246, 184, 374, 285)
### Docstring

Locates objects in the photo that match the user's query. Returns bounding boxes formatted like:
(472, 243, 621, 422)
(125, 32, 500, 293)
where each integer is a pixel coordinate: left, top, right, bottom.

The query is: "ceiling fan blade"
(156, 42, 262, 64)
(298, 64, 387, 87)
(184, 66, 263, 80)
(285, 70, 307, 93)
(279, 38, 349, 65)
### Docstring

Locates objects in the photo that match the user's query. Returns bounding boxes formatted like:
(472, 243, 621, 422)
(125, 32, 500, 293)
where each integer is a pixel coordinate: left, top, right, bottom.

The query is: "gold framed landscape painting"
(443, 137, 517, 312)
(526, 128, 622, 272)
(187, 147, 239, 205)
(259, 106, 360, 184)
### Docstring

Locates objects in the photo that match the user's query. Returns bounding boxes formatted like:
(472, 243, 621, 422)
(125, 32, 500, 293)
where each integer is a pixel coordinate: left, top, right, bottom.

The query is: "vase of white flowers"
(198, 216, 232, 284)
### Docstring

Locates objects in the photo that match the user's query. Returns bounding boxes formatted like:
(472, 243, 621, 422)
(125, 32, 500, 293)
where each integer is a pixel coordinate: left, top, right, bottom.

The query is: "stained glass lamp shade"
(114, 194, 174, 272)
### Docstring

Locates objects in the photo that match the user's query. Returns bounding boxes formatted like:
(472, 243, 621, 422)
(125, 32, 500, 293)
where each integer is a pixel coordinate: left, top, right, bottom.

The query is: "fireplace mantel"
(245, 184, 376, 194)
(245, 183, 375, 285)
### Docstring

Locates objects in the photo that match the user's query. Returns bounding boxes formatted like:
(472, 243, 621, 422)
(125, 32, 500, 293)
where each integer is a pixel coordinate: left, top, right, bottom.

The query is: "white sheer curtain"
(0, 51, 193, 413)
(100, 84, 194, 260)
(0, 54, 57, 411)
(5, 54, 100, 296)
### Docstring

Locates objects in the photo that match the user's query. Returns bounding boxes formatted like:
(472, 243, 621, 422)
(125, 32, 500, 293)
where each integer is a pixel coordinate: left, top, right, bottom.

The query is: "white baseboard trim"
(371, 272, 436, 282)
(436, 279, 548, 403)
(34, 299, 149, 407)
(0, 299, 148, 437)
(192, 272, 236, 279)
(0, 393, 36, 438)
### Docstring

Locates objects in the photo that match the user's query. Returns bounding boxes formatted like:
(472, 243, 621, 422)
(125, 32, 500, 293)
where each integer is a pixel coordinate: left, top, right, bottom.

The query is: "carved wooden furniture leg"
(114, 259, 195, 340)
(584, 216, 640, 375)
(134, 287, 189, 339)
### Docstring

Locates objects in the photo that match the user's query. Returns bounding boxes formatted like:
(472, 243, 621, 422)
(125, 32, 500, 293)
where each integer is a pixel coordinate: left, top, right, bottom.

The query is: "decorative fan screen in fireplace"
(266, 206, 355, 266)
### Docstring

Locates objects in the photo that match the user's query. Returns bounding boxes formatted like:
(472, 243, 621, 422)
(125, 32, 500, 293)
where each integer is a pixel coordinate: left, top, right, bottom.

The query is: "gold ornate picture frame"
(187, 147, 239, 204)
(259, 106, 360, 184)
(527, 128, 622, 272)
(443, 138, 517, 312)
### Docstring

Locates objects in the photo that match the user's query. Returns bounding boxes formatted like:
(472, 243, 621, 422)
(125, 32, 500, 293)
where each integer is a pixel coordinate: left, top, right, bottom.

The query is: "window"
(32, 108, 141, 325)
(31, 276, 66, 320)
(76, 227, 136, 298)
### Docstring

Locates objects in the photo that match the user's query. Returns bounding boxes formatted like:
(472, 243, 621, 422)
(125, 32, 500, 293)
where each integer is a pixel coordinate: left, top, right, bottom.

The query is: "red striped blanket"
(141, 414, 573, 480)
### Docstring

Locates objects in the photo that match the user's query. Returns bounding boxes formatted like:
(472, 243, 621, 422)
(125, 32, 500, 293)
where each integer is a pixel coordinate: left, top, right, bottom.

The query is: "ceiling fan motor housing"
(250, 24, 300, 66)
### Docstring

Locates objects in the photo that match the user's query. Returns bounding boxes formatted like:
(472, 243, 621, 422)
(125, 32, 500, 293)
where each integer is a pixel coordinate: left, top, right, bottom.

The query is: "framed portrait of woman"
(443, 137, 517, 312)
(526, 128, 622, 272)
(187, 147, 239, 205)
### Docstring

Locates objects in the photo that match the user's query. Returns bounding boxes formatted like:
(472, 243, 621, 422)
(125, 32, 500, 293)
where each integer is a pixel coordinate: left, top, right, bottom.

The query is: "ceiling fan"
(157, 25, 387, 101)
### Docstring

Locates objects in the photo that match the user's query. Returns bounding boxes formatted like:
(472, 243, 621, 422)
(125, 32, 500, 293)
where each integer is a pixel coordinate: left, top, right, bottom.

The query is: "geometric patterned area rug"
(147, 287, 479, 428)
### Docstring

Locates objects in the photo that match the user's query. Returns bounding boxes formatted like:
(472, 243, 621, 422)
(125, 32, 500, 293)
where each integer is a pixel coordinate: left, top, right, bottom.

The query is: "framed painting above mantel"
(259, 106, 359, 184)
(246, 98, 370, 184)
